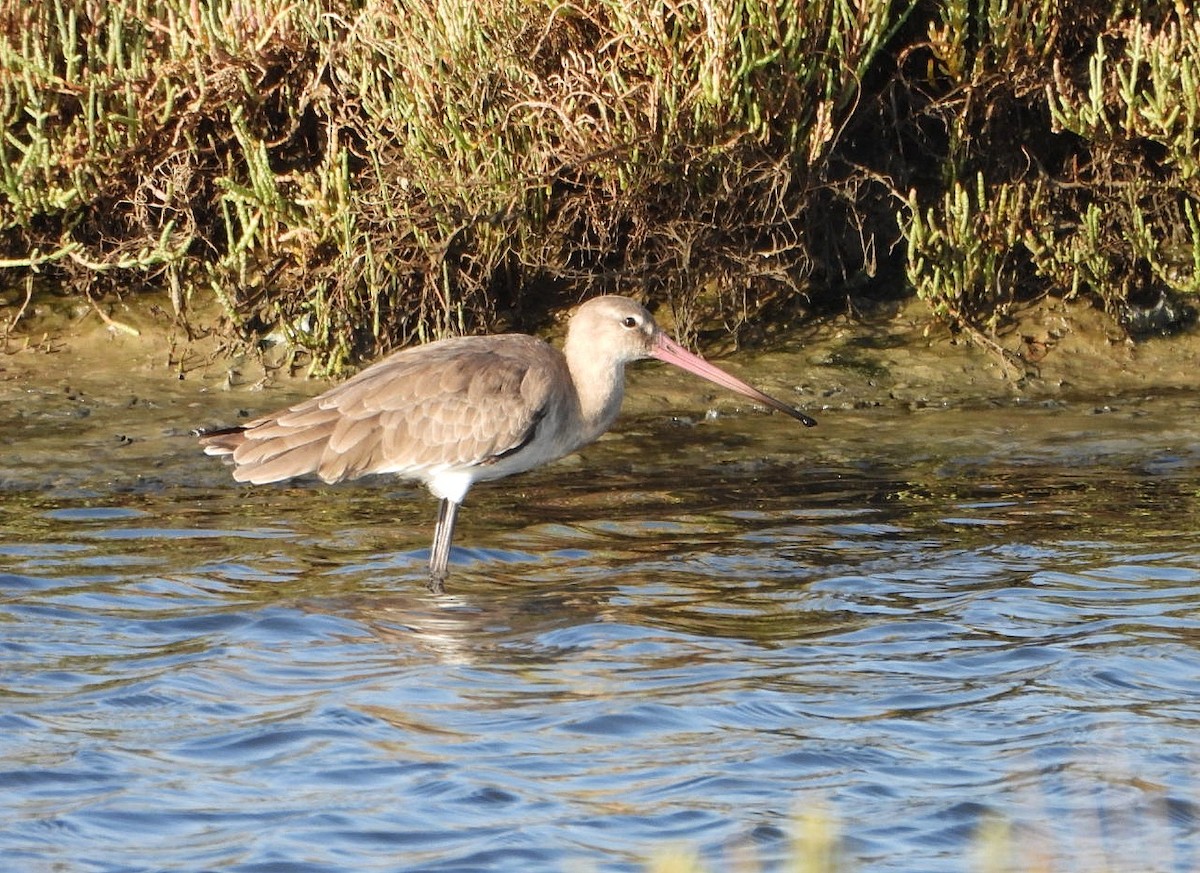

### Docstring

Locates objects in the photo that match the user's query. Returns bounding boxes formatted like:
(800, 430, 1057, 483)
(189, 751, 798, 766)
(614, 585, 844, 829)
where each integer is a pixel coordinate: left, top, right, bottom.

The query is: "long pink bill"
(650, 333, 818, 427)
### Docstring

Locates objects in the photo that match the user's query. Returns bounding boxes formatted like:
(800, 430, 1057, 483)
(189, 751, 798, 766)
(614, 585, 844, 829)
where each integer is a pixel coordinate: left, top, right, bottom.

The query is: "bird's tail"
(196, 425, 247, 456)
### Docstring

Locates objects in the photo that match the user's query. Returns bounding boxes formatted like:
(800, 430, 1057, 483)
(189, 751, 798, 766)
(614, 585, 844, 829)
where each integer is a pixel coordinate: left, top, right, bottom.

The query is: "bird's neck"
(563, 337, 626, 439)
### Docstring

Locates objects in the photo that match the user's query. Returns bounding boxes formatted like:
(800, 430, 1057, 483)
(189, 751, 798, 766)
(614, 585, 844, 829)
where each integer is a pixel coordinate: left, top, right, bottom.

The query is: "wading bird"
(200, 295, 816, 592)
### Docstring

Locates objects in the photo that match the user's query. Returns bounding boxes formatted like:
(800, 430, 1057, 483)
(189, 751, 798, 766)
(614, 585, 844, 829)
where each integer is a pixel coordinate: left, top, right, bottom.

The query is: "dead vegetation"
(0, 1, 1196, 372)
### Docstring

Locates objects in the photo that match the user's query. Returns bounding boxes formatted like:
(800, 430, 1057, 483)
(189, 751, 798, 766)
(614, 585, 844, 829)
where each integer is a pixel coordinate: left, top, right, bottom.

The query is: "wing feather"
(328, 415, 381, 454)
(233, 420, 337, 468)
(210, 334, 567, 485)
(235, 441, 328, 484)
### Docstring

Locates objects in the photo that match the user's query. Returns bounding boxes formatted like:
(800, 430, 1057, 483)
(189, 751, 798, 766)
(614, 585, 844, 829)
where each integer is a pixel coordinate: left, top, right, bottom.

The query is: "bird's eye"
(621, 316, 638, 329)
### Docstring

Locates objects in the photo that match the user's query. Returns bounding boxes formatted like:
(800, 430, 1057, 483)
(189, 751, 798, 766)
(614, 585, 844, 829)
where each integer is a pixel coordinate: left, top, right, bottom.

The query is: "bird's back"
(200, 334, 576, 486)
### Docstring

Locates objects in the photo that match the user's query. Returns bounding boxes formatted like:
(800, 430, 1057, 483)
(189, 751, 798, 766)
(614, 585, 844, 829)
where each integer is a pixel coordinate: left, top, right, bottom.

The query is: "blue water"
(2, 390, 1199, 872)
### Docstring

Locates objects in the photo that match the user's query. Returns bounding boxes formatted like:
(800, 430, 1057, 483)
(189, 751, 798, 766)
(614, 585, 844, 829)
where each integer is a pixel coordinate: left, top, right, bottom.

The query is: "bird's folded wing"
(224, 336, 564, 484)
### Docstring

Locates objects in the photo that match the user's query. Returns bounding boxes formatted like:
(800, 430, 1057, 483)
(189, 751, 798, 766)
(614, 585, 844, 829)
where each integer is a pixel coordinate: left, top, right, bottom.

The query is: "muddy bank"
(2, 292, 1198, 445)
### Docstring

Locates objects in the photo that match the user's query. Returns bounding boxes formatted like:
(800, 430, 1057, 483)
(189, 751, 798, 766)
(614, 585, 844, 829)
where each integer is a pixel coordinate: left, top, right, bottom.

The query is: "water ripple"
(1, 400, 1199, 871)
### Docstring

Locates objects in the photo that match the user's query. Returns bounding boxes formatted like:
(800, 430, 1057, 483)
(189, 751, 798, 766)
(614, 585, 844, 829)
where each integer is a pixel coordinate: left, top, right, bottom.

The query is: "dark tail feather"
(196, 425, 248, 454)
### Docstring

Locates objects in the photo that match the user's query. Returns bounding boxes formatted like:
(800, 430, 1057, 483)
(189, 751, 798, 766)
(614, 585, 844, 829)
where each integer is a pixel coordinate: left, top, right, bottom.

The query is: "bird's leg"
(427, 498, 460, 593)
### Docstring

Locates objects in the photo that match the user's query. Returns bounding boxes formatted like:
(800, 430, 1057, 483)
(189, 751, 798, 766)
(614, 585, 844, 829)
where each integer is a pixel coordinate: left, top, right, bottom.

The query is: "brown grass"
(1, 1, 1196, 371)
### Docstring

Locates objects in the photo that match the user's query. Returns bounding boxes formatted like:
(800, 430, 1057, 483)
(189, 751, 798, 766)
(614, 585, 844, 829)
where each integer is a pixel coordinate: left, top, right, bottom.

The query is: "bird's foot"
(426, 572, 447, 595)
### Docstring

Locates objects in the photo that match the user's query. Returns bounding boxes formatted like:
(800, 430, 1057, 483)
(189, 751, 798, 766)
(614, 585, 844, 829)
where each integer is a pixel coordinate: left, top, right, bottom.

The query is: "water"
(2, 381, 1200, 872)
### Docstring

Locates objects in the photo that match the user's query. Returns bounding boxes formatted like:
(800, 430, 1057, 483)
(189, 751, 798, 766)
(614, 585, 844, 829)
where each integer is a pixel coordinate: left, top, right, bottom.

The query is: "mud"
(2, 290, 1198, 432)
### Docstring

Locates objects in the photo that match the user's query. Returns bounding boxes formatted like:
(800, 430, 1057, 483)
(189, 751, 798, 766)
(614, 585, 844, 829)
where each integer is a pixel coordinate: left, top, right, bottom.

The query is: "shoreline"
(2, 292, 1199, 430)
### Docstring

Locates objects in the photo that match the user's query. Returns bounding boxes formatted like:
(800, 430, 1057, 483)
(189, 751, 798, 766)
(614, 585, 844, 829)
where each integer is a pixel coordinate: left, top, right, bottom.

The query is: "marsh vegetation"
(3, 1, 1198, 372)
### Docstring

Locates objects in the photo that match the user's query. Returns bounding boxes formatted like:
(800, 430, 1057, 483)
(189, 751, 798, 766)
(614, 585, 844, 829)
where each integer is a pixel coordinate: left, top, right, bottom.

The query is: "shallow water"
(3, 382, 1200, 872)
